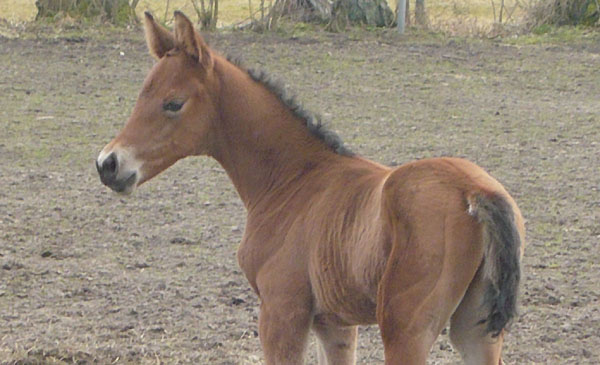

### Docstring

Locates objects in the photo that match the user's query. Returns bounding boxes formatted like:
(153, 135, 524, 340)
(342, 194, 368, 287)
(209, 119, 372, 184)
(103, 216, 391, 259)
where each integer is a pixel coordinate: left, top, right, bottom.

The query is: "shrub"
(526, 0, 599, 27)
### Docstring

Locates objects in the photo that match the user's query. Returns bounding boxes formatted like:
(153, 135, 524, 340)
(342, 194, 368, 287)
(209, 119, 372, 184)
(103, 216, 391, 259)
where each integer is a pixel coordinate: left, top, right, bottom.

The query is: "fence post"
(397, 0, 406, 33)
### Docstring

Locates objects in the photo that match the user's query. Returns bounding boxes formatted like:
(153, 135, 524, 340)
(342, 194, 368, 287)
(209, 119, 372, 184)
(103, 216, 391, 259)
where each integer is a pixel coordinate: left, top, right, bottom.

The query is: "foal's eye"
(163, 100, 184, 112)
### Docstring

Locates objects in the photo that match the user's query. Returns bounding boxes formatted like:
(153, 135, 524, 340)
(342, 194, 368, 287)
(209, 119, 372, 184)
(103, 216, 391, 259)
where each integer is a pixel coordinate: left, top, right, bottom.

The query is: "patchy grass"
(507, 24, 600, 44)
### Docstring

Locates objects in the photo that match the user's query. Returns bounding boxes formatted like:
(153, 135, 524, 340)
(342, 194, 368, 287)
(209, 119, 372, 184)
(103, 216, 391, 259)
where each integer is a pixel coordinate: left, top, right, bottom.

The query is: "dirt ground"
(1, 26, 599, 364)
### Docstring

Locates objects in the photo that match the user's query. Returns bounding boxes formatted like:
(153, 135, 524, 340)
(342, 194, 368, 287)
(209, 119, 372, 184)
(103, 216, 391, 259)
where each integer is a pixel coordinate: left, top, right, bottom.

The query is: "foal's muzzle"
(96, 152, 137, 194)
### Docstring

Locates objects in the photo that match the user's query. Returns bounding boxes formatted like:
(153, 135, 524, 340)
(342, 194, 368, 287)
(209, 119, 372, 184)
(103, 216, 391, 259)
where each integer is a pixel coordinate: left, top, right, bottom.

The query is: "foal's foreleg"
(313, 322, 358, 365)
(256, 267, 314, 365)
(258, 298, 312, 365)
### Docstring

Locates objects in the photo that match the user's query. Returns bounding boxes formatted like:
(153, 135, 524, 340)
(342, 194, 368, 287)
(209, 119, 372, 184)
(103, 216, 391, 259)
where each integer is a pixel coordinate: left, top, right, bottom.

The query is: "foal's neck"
(210, 57, 341, 209)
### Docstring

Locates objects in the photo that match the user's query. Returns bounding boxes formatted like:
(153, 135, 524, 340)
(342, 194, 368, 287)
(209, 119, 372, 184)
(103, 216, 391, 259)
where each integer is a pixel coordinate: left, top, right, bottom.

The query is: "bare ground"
(0, 27, 599, 364)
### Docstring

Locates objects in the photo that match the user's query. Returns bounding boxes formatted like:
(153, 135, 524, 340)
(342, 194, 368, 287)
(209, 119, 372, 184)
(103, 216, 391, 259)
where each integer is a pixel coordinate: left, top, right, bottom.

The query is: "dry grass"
(0, 0, 37, 23)
(136, 0, 257, 26)
(0, 0, 260, 26)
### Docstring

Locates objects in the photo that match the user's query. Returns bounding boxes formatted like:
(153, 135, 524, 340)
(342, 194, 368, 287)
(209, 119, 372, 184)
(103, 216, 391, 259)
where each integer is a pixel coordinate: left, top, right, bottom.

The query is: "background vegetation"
(1, 0, 596, 34)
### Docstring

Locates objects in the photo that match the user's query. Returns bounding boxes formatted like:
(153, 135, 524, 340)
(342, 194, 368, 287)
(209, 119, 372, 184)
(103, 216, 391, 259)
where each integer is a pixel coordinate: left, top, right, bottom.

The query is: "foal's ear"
(173, 11, 213, 69)
(144, 12, 175, 59)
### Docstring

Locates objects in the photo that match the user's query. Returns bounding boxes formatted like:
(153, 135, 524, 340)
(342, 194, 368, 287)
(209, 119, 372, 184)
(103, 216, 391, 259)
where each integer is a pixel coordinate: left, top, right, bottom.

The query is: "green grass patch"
(507, 25, 600, 44)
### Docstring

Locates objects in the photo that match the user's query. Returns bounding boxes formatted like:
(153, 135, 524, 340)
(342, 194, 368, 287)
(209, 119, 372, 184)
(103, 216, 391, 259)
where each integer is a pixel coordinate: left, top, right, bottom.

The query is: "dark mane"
(226, 55, 354, 157)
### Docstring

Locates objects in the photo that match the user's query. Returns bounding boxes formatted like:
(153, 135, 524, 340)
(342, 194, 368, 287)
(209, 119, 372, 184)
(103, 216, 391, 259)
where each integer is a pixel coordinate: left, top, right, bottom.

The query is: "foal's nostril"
(104, 153, 117, 175)
(98, 152, 118, 181)
(97, 151, 137, 193)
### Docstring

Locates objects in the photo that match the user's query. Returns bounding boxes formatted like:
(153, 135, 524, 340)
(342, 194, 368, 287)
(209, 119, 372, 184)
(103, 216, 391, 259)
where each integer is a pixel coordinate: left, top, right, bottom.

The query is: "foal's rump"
(379, 156, 524, 337)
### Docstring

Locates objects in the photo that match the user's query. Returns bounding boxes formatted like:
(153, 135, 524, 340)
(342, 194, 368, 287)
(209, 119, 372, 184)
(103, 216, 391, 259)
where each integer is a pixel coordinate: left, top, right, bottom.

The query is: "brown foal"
(96, 11, 525, 364)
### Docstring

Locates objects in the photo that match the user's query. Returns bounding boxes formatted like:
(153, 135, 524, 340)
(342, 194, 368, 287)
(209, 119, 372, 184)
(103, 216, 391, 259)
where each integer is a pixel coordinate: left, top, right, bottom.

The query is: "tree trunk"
(191, 0, 220, 30)
(329, 0, 394, 30)
(258, 0, 395, 31)
(415, 0, 428, 26)
(269, 0, 333, 22)
(35, 0, 138, 24)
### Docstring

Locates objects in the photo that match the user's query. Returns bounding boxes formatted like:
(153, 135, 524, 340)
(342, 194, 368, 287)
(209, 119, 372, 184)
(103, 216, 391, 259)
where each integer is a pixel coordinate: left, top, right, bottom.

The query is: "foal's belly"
(313, 296, 378, 327)
(309, 238, 387, 326)
(310, 269, 379, 326)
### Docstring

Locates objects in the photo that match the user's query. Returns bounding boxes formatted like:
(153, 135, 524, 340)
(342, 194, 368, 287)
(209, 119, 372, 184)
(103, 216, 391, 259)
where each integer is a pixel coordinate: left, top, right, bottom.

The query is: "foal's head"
(96, 12, 217, 194)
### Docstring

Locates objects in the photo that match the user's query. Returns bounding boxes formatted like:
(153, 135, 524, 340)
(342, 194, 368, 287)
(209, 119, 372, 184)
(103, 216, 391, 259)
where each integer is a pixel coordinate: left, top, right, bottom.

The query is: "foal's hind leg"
(377, 249, 481, 363)
(450, 268, 504, 365)
(312, 321, 357, 365)
(377, 264, 462, 364)
(377, 210, 484, 364)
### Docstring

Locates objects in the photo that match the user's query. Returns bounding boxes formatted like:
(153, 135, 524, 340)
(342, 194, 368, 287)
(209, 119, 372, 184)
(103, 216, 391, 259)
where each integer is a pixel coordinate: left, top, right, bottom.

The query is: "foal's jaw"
(96, 146, 142, 195)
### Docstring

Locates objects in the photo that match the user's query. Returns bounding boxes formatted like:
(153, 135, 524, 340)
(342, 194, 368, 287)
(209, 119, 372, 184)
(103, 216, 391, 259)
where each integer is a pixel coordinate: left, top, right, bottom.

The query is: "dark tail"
(469, 193, 522, 337)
